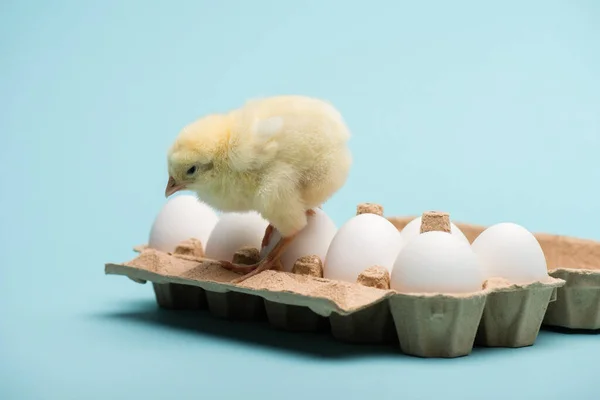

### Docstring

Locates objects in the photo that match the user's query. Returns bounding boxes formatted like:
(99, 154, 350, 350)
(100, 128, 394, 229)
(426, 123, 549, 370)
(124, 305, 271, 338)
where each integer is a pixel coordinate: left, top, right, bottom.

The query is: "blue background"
(1, 0, 599, 399)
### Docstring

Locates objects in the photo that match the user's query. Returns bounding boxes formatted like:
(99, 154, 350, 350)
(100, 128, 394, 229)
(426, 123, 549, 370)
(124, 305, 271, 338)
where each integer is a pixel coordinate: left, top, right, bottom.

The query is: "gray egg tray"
(105, 249, 578, 357)
(105, 213, 600, 357)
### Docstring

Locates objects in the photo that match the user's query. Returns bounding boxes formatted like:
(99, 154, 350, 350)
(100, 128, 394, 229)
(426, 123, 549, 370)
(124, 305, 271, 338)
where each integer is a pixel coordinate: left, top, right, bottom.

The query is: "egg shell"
(399, 216, 469, 244)
(471, 222, 549, 284)
(324, 213, 405, 283)
(391, 230, 484, 294)
(148, 194, 219, 253)
(261, 208, 337, 273)
(205, 211, 269, 262)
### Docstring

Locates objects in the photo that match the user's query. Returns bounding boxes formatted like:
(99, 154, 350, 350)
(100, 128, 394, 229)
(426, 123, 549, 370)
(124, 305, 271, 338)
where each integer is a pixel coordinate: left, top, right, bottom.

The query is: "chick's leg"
(230, 232, 299, 283)
(260, 208, 315, 249)
(218, 208, 314, 276)
(223, 166, 312, 282)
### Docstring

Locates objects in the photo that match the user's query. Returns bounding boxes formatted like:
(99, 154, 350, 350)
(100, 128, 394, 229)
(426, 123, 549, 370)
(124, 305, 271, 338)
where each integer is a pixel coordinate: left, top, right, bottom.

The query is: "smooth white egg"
(471, 222, 548, 284)
(399, 215, 469, 244)
(324, 213, 405, 283)
(391, 230, 484, 294)
(204, 211, 269, 262)
(261, 208, 337, 272)
(148, 194, 219, 253)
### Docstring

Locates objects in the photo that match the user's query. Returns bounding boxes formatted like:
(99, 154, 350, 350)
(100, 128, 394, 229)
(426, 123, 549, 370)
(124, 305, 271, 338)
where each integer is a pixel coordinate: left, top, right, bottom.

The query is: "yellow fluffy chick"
(165, 95, 352, 282)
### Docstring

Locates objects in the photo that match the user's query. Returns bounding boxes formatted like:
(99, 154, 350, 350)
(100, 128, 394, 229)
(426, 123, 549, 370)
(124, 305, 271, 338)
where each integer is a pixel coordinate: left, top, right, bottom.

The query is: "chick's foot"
(217, 260, 260, 274)
(230, 258, 278, 284)
(221, 209, 315, 282)
(229, 232, 299, 283)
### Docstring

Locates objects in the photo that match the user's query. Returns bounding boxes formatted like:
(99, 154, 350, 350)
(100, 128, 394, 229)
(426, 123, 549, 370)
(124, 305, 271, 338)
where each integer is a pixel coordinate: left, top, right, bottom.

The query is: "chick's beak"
(165, 176, 186, 197)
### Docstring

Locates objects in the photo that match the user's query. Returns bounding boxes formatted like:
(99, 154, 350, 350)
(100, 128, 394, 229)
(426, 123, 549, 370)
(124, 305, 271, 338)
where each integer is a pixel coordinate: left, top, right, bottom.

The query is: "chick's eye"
(186, 166, 197, 175)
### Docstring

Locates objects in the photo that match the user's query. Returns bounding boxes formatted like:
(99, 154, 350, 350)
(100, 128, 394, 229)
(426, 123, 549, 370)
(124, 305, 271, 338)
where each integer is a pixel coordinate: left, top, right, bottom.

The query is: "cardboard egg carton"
(105, 206, 600, 358)
(390, 217, 600, 331)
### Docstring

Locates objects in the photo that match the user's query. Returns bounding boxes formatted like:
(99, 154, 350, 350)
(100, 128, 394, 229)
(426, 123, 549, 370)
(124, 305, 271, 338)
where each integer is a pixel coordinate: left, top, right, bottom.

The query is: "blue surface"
(1, 1, 599, 399)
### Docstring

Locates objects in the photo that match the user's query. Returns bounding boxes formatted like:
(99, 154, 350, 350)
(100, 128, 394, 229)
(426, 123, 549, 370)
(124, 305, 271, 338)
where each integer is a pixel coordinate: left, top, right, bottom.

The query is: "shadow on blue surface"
(96, 299, 405, 359)
(541, 325, 599, 335)
(91, 299, 575, 360)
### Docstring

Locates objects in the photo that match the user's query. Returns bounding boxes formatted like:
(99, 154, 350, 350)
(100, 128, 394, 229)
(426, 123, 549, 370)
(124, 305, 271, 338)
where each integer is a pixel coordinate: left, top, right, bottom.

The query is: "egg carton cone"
(388, 216, 600, 331)
(475, 278, 564, 347)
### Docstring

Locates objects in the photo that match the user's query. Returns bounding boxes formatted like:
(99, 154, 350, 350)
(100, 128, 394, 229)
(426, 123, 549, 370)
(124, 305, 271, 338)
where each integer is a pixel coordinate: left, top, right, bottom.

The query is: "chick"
(165, 95, 352, 282)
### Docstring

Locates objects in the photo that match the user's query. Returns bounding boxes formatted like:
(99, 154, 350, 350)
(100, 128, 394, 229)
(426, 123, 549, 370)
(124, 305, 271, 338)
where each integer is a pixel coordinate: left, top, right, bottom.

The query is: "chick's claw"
(218, 260, 260, 274)
(217, 258, 274, 282)
(231, 259, 277, 284)
(229, 233, 299, 283)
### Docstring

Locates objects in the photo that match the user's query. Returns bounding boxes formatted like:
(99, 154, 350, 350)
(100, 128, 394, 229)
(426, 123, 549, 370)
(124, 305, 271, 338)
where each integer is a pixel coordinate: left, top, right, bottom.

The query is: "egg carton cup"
(389, 216, 600, 331)
(542, 269, 600, 330)
(389, 290, 488, 358)
(329, 299, 397, 344)
(476, 278, 564, 347)
(263, 300, 329, 332)
(388, 279, 562, 357)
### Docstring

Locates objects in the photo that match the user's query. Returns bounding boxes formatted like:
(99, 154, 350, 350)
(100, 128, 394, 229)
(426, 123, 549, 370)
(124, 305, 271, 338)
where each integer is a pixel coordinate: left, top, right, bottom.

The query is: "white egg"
(471, 222, 548, 284)
(204, 211, 269, 262)
(261, 208, 338, 272)
(148, 194, 219, 253)
(391, 230, 484, 294)
(324, 213, 405, 283)
(399, 216, 469, 244)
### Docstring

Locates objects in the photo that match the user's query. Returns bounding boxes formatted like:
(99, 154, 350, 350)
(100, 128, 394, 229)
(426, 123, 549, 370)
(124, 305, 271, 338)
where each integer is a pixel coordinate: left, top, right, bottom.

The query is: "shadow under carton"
(389, 216, 600, 331)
